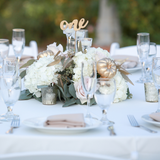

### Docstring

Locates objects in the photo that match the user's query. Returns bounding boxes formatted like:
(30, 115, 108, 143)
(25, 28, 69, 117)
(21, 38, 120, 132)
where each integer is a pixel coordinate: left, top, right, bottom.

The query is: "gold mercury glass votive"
(144, 82, 158, 102)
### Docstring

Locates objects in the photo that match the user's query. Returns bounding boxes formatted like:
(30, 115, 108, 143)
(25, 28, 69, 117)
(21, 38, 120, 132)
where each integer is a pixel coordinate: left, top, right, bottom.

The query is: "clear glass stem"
(141, 61, 146, 80)
(86, 94, 91, 118)
(6, 106, 14, 117)
(101, 109, 108, 123)
(66, 35, 69, 51)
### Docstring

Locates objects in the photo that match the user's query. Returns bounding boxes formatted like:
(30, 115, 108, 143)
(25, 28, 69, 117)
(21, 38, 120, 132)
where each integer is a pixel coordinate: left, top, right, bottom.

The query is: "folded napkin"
(6, 55, 34, 68)
(112, 55, 139, 69)
(44, 113, 86, 128)
(149, 112, 160, 122)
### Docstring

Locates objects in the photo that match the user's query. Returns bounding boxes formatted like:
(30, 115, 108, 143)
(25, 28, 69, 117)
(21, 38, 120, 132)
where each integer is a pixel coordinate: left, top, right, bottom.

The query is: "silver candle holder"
(144, 82, 158, 102)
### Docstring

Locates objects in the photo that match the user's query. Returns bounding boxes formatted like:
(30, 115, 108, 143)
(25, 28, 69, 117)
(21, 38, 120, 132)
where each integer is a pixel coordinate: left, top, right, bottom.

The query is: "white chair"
(0, 151, 132, 160)
(9, 40, 38, 59)
(110, 42, 160, 57)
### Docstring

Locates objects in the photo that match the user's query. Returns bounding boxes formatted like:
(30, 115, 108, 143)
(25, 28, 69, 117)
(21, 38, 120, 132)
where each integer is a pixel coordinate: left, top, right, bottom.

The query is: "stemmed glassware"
(81, 62, 97, 119)
(12, 29, 25, 76)
(145, 42, 157, 81)
(0, 39, 9, 75)
(152, 57, 160, 113)
(137, 33, 150, 83)
(0, 61, 21, 121)
(81, 38, 92, 53)
(94, 78, 116, 125)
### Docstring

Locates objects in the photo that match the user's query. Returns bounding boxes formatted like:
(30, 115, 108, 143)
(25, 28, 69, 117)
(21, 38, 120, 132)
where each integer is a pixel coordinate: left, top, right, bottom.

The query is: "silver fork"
(6, 116, 20, 134)
(127, 115, 157, 133)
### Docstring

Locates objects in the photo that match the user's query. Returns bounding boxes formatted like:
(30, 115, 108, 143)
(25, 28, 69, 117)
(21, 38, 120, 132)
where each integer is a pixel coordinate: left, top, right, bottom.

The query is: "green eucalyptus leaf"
(90, 97, 96, 106)
(55, 84, 66, 100)
(63, 98, 76, 107)
(76, 99, 81, 105)
(57, 89, 62, 102)
(20, 59, 35, 69)
(20, 70, 26, 79)
(33, 95, 42, 102)
(69, 83, 77, 98)
(19, 90, 33, 100)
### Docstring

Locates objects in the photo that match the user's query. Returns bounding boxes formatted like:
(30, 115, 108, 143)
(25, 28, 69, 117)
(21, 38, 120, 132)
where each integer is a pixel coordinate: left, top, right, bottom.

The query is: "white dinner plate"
(126, 64, 141, 73)
(141, 114, 160, 127)
(23, 117, 102, 134)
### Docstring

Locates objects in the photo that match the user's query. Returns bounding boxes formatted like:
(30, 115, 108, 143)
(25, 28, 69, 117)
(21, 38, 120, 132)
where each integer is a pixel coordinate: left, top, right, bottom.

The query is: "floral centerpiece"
(19, 18, 132, 106)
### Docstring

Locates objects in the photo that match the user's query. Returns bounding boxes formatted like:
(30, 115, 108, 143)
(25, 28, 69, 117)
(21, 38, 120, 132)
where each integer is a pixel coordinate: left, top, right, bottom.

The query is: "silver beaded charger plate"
(141, 114, 160, 127)
(23, 117, 102, 134)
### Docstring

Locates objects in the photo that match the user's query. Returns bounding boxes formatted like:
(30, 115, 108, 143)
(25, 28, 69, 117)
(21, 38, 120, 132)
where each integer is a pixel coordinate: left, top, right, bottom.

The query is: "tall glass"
(63, 26, 74, 52)
(145, 42, 157, 81)
(12, 28, 25, 77)
(81, 62, 97, 118)
(94, 78, 116, 125)
(152, 57, 160, 112)
(137, 33, 150, 83)
(0, 39, 9, 75)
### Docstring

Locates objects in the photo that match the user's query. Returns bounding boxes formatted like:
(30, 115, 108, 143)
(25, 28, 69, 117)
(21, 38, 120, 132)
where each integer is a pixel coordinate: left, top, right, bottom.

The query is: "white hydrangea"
(24, 55, 63, 98)
(113, 71, 128, 103)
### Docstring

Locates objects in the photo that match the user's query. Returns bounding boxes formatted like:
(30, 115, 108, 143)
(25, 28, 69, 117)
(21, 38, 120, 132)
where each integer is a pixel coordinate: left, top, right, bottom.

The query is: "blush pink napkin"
(112, 55, 139, 69)
(44, 113, 86, 128)
(149, 112, 160, 122)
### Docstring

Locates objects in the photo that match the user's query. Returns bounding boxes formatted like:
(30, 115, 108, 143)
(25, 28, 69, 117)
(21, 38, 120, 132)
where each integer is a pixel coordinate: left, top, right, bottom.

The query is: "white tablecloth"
(0, 70, 160, 159)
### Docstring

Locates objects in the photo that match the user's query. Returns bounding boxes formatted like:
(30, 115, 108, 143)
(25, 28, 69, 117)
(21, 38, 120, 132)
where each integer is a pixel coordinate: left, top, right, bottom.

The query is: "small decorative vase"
(41, 84, 57, 105)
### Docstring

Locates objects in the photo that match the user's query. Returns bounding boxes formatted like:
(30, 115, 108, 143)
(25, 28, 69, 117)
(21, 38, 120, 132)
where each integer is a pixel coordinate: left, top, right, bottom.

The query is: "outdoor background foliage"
(111, 0, 160, 46)
(0, 0, 160, 49)
(0, 0, 98, 49)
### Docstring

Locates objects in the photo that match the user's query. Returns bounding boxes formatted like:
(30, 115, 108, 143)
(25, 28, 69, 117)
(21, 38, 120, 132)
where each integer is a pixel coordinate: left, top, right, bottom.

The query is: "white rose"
(47, 42, 63, 55)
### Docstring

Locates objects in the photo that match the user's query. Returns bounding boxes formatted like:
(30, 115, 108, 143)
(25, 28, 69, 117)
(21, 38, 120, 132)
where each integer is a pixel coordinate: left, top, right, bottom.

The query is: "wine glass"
(145, 42, 157, 81)
(63, 26, 74, 52)
(137, 33, 150, 83)
(0, 68, 21, 121)
(81, 62, 97, 119)
(81, 38, 92, 53)
(152, 57, 160, 112)
(94, 78, 116, 125)
(0, 39, 9, 74)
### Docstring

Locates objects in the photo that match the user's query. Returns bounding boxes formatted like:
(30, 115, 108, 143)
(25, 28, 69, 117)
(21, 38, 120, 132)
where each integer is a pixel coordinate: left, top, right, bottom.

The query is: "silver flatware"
(6, 116, 20, 134)
(107, 125, 116, 136)
(127, 115, 157, 133)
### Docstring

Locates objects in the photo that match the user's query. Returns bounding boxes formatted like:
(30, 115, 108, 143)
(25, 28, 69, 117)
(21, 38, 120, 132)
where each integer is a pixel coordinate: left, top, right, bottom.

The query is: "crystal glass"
(72, 30, 85, 53)
(137, 33, 150, 83)
(0, 39, 9, 75)
(81, 38, 92, 53)
(152, 57, 160, 112)
(81, 62, 97, 119)
(94, 78, 116, 125)
(80, 29, 88, 38)
(12, 29, 25, 60)
(0, 75, 21, 121)
(63, 26, 74, 51)
(145, 42, 157, 81)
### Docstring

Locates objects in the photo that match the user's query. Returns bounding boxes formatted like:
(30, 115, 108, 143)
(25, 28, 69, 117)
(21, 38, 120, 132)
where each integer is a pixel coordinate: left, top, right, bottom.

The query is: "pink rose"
(74, 77, 90, 104)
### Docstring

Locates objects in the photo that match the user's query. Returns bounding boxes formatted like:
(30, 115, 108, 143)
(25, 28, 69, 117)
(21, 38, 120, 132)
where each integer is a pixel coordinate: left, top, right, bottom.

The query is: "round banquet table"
(0, 70, 160, 160)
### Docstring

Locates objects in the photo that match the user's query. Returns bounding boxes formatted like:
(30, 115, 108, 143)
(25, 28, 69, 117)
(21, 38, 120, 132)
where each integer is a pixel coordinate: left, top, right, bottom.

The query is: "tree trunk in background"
(95, 0, 121, 47)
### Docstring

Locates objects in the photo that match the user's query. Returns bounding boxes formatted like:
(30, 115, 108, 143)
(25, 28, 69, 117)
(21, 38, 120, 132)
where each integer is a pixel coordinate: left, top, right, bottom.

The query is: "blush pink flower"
(74, 77, 90, 104)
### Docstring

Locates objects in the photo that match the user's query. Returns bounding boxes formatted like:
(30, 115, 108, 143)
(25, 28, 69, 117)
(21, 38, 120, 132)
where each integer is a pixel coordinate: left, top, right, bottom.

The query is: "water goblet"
(0, 39, 9, 74)
(81, 38, 93, 53)
(152, 57, 160, 112)
(137, 33, 150, 83)
(80, 29, 88, 38)
(145, 42, 157, 81)
(94, 78, 116, 125)
(0, 75, 21, 121)
(81, 62, 97, 119)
